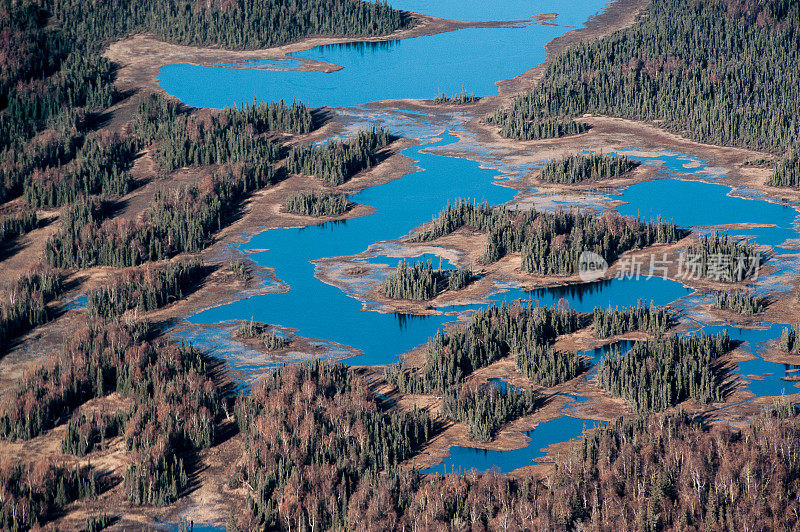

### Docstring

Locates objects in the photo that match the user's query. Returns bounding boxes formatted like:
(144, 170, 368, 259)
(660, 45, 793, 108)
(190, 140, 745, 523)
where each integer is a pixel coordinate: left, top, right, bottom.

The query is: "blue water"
(423, 413, 607, 474)
(158, 0, 800, 481)
(616, 178, 798, 250)
(157, 0, 608, 108)
(190, 132, 694, 366)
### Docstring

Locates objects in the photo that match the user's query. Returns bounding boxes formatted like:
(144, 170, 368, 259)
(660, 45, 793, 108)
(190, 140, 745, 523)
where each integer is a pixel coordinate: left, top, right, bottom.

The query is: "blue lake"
(157, 0, 609, 108)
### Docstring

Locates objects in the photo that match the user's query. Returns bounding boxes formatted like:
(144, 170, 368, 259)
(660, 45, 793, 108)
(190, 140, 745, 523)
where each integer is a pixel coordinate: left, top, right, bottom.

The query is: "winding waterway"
(159, 0, 800, 476)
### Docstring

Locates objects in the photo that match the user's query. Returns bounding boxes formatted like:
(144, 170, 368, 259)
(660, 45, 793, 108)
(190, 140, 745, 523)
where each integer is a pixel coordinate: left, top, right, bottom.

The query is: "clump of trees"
(598, 332, 731, 411)
(386, 303, 583, 394)
(414, 202, 684, 275)
(86, 259, 207, 320)
(284, 190, 351, 216)
(61, 410, 130, 456)
(684, 234, 760, 282)
(434, 90, 478, 104)
(486, 115, 590, 140)
(232, 362, 431, 530)
(539, 153, 638, 184)
(713, 290, 766, 315)
(779, 324, 800, 353)
(0, 265, 64, 351)
(381, 260, 474, 300)
(48, 0, 409, 51)
(285, 128, 394, 185)
(0, 209, 38, 244)
(235, 320, 290, 350)
(442, 383, 540, 441)
(515, 342, 587, 386)
(592, 302, 673, 338)
(0, 460, 97, 530)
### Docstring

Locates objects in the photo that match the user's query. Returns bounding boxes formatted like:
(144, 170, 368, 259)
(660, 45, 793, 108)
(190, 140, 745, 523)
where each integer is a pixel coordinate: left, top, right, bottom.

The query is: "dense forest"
(539, 153, 638, 184)
(487, 116, 590, 140)
(45, 0, 409, 51)
(44, 163, 272, 267)
(592, 302, 673, 338)
(284, 190, 351, 216)
(0, 210, 38, 246)
(779, 324, 800, 353)
(598, 332, 731, 411)
(381, 260, 474, 300)
(285, 128, 394, 185)
(414, 202, 683, 275)
(86, 259, 207, 320)
(490, 0, 800, 166)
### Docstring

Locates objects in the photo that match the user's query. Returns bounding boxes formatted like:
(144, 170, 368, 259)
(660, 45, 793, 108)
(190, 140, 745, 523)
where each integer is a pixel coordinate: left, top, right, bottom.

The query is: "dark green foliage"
(713, 291, 766, 315)
(381, 261, 473, 300)
(45, 164, 273, 268)
(0, 461, 96, 531)
(491, 0, 800, 152)
(0, 209, 37, 244)
(0, 266, 64, 351)
(23, 132, 137, 208)
(134, 97, 280, 173)
(598, 332, 732, 412)
(235, 320, 290, 349)
(487, 115, 590, 140)
(780, 324, 800, 353)
(684, 234, 761, 282)
(46, 0, 409, 51)
(447, 267, 474, 291)
(515, 342, 587, 387)
(414, 202, 684, 275)
(539, 153, 638, 184)
(434, 90, 478, 104)
(286, 127, 394, 185)
(284, 190, 351, 216)
(441, 383, 540, 441)
(233, 362, 431, 530)
(769, 150, 800, 187)
(592, 302, 673, 338)
(86, 259, 207, 320)
(62, 411, 129, 456)
(387, 303, 582, 394)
